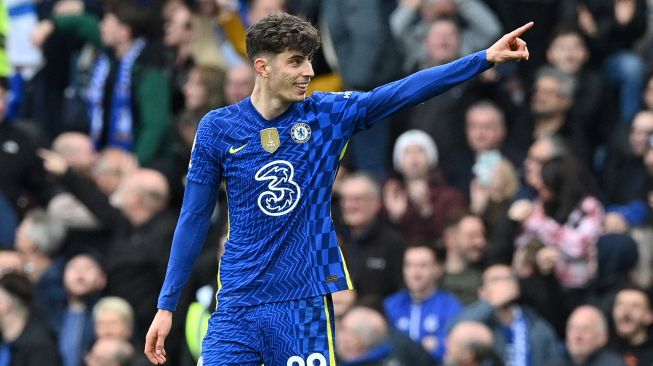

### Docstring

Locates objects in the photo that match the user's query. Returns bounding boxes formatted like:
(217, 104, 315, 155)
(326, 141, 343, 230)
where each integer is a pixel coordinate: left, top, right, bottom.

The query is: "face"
(455, 216, 487, 264)
(339, 177, 380, 230)
(531, 76, 570, 118)
(100, 13, 128, 48)
(261, 50, 314, 103)
(424, 20, 460, 64)
(480, 265, 519, 300)
(524, 139, 553, 189)
(629, 112, 653, 156)
(14, 220, 35, 255)
(225, 65, 255, 105)
(403, 247, 441, 295)
(85, 339, 127, 366)
(183, 68, 209, 111)
(566, 308, 607, 361)
(163, 6, 192, 47)
(248, 0, 285, 24)
(466, 106, 505, 152)
(109, 175, 140, 213)
(644, 77, 653, 110)
(399, 143, 431, 179)
(612, 289, 653, 340)
(546, 33, 588, 75)
(332, 290, 357, 319)
(64, 255, 106, 298)
(95, 309, 132, 340)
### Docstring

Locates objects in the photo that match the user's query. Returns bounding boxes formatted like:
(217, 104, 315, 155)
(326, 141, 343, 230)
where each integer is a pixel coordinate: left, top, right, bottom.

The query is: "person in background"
(607, 285, 653, 366)
(0, 272, 62, 366)
(444, 321, 502, 366)
(384, 243, 462, 361)
(454, 264, 561, 366)
(440, 212, 487, 305)
(336, 305, 437, 366)
(544, 305, 626, 366)
(383, 129, 466, 242)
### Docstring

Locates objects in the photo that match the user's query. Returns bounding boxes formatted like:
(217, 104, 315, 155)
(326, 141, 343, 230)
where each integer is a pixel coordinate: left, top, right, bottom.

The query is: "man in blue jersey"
(145, 12, 533, 366)
(384, 243, 462, 361)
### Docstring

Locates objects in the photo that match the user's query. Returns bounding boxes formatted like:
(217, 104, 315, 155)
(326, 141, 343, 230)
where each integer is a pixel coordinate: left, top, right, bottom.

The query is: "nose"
(302, 61, 315, 79)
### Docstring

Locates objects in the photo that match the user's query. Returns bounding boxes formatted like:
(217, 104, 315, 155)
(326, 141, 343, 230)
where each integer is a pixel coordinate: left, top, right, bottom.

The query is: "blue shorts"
(200, 294, 336, 366)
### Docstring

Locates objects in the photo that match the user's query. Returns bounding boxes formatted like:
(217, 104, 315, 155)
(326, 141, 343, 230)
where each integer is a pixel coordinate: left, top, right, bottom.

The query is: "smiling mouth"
(294, 83, 308, 89)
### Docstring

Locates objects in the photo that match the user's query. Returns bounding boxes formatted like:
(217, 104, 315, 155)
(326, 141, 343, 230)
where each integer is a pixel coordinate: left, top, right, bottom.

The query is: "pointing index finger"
(508, 21, 534, 38)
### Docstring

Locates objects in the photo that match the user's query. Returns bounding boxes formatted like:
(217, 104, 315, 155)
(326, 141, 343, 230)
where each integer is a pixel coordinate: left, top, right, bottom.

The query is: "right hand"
(508, 199, 533, 223)
(38, 148, 69, 176)
(382, 179, 408, 221)
(144, 310, 173, 365)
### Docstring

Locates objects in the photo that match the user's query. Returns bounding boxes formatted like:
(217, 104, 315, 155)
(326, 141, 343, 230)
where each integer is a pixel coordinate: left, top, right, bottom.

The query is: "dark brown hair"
(245, 13, 320, 61)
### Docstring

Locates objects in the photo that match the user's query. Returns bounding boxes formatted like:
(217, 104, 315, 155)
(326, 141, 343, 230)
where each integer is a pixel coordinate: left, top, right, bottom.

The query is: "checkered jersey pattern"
(183, 50, 491, 308)
(200, 295, 336, 366)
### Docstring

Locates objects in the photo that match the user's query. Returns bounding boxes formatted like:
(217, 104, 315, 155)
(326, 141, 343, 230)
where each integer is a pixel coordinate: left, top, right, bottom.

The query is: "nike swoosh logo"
(229, 144, 247, 154)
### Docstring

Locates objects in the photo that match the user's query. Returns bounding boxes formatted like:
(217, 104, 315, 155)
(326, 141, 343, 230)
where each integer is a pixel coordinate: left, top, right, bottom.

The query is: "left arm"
(356, 22, 532, 128)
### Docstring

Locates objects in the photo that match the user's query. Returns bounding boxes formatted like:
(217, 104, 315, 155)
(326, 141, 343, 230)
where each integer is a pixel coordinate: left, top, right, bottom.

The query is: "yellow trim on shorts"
(323, 296, 336, 366)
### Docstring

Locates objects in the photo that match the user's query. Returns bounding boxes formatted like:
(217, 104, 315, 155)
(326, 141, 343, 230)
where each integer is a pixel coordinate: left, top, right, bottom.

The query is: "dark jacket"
(339, 216, 406, 305)
(7, 315, 62, 366)
(454, 301, 562, 366)
(543, 347, 628, 366)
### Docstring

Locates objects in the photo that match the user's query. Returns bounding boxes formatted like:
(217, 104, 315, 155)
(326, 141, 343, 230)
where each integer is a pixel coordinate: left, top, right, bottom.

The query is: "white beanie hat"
(392, 129, 439, 171)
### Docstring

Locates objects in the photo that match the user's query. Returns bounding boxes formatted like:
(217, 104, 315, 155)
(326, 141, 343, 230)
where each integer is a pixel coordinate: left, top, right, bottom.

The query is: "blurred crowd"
(1, 0, 653, 365)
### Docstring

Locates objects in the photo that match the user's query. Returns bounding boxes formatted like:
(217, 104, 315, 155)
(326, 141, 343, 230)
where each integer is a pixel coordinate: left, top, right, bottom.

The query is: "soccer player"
(145, 12, 533, 366)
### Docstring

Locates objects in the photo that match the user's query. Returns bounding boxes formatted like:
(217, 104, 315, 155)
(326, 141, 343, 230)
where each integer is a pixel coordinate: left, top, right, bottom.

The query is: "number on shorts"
(286, 353, 327, 366)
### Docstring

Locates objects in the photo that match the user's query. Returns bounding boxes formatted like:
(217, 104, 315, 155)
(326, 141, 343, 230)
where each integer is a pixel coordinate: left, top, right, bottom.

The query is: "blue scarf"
(504, 307, 530, 366)
(87, 38, 146, 151)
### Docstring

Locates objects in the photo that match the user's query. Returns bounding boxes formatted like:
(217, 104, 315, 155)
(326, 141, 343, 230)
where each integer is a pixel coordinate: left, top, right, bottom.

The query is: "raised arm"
(360, 22, 533, 125)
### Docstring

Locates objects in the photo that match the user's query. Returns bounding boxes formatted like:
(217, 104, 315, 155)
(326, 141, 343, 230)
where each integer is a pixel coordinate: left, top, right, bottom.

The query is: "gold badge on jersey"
(260, 128, 280, 153)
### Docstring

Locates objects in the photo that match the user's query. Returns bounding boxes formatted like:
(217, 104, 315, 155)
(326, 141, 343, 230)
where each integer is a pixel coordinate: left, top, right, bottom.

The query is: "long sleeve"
(52, 14, 102, 49)
(157, 181, 218, 311)
(135, 67, 172, 166)
(359, 50, 491, 129)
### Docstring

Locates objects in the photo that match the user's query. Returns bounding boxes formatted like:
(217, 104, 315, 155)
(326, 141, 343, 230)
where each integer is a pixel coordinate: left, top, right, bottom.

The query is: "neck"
(128, 209, 153, 226)
(625, 329, 649, 346)
(68, 296, 87, 312)
(115, 38, 136, 59)
(496, 305, 514, 326)
(410, 285, 437, 302)
(175, 44, 191, 66)
(250, 84, 291, 120)
(534, 114, 565, 137)
(445, 252, 466, 274)
(1, 310, 28, 342)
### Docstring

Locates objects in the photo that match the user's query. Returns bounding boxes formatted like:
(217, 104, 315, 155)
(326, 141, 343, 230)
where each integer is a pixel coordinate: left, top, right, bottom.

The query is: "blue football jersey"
(157, 50, 491, 310)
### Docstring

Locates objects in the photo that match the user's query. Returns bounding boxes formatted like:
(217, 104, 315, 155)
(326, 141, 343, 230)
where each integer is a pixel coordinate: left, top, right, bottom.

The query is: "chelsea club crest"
(291, 122, 311, 144)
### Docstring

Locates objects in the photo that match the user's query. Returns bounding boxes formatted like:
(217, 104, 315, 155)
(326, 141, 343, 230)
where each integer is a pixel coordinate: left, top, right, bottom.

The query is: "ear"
(254, 57, 269, 78)
(644, 309, 653, 326)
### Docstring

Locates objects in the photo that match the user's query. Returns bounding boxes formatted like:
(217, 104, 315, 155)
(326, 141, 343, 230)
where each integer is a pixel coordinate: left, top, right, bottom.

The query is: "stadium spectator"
(339, 172, 406, 305)
(544, 305, 626, 366)
(384, 243, 462, 361)
(32, 0, 173, 166)
(607, 286, 653, 366)
(0, 272, 62, 365)
(454, 264, 561, 366)
(336, 305, 437, 366)
(440, 212, 487, 304)
(444, 321, 502, 366)
(383, 129, 466, 241)
(54, 251, 107, 366)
